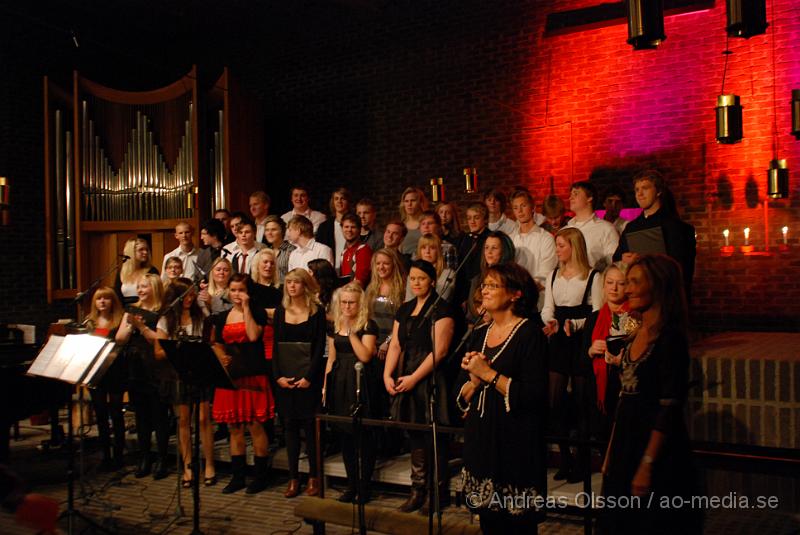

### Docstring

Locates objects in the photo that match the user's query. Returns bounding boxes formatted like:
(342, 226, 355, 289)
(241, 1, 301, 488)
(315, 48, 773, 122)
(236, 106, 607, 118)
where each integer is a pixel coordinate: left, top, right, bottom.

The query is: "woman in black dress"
(115, 273, 170, 479)
(272, 268, 327, 498)
(323, 282, 378, 503)
(601, 255, 701, 534)
(86, 287, 126, 471)
(383, 259, 455, 513)
(458, 263, 548, 534)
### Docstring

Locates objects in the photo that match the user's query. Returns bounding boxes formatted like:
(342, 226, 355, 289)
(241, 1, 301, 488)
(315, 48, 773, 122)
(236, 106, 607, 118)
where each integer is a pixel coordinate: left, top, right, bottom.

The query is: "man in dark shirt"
(455, 202, 491, 308)
(613, 170, 696, 300)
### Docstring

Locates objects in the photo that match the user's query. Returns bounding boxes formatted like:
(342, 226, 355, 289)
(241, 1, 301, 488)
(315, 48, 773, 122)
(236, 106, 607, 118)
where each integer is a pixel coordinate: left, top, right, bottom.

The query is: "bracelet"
(490, 372, 501, 388)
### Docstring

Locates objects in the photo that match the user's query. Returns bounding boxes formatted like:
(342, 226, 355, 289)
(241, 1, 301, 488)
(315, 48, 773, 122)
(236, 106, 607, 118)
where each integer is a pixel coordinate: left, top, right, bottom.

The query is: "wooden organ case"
(44, 67, 265, 303)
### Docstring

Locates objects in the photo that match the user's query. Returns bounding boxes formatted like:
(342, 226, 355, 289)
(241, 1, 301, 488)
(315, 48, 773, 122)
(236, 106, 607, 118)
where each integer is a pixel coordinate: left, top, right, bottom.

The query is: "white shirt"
(161, 246, 199, 280)
(255, 218, 268, 243)
(566, 214, 619, 270)
(231, 244, 264, 274)
(510, 225, 558, 311)
(488, 214, 518, 236)
(540, 268, 604, 330)
(287, 238, 334, 273)
(281, 208, 327, 233)
(333, 220, 346, 270)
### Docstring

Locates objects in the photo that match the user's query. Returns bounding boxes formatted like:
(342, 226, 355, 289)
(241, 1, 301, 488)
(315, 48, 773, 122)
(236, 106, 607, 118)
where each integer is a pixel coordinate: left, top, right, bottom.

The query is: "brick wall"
(1, 0, 799, 334)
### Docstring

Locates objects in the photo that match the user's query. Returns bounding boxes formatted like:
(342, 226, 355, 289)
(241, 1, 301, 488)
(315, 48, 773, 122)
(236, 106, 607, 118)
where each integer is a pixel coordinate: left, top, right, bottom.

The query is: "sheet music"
(27, 335, 64, 377)
(83, 343, 116, 385)
(59, 335, 108, 384)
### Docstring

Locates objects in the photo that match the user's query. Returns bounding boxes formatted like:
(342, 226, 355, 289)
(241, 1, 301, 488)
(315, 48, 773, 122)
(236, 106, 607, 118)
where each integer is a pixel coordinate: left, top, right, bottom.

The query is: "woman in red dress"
(211, 274, 272, 494)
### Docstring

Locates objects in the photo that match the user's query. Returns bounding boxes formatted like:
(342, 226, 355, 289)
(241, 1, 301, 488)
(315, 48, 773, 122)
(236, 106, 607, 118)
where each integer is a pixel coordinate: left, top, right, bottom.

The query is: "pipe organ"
(44, 67, 264, 303)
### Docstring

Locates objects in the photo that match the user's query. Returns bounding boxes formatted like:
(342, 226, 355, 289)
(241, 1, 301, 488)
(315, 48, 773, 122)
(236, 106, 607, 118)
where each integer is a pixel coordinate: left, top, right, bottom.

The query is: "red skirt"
(212, 322, 275, 424)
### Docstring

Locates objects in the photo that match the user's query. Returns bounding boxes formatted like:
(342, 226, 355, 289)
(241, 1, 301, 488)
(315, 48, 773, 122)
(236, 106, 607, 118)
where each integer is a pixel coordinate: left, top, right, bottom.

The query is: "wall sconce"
(767, 159, 789, 199)
(792, 90, 800, 140)
(429, 178, 445, 203)
(726, 0, 768, 38)
(464, 168, 478, 193)
(0, 177, 9, 226)
(625, 0, 666, 50)
(716, 95, 743, 144)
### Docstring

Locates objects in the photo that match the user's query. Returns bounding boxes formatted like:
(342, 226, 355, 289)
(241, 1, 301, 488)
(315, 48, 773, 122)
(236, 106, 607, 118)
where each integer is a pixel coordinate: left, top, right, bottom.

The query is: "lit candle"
(723, 228, 729, 247)
(744, 227, 750, 246)
(782, 226, 789, 245)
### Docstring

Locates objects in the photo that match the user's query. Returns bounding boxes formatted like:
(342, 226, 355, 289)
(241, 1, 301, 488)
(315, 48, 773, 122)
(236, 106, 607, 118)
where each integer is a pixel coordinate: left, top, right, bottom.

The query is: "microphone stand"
(351, 365, 367, 535)
(419, 236, 480, 535)
(71, 255, 130, 313)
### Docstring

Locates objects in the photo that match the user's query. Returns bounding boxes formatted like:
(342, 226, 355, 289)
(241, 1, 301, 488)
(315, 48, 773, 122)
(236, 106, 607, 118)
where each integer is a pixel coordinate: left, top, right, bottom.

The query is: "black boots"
(245, 456, 270, 494)
(222, 455, 246, 494)
(135, 454, 152, 478)
(152, 455, 169, 480)
(398, 448, 427, 513)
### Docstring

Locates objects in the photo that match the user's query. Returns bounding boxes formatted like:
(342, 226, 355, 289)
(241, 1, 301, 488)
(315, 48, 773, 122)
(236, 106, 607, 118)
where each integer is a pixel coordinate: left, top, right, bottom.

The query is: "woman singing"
(115, 273, 169, 479)
(383, 259, 455, 513)
(154, 279, 217, 487)
(601, 255, 701, 534)
(458, 263, 548, 534)
(272, 268, 327, 498)
(323, 282, 378, 503)
(210, 274, 272, 494)
(541, 227, 602, 482)
(86, 287, 126, 471)
(115, 238, 158, 305)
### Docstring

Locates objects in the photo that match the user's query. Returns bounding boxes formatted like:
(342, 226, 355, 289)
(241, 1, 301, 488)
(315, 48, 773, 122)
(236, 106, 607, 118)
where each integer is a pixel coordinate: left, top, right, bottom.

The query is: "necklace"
(481, 317, 528, 363)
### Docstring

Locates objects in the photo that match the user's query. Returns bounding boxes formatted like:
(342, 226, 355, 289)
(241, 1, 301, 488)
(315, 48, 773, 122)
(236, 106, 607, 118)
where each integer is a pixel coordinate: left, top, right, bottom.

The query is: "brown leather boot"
(305, 477, 320, 496)
(284, 478, 300, 498)
(398, 448, 427, 513)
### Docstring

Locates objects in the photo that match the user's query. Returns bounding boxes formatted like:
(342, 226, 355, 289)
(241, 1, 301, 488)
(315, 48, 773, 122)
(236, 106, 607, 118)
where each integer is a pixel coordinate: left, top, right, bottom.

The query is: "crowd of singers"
(87, 171, 701, 534)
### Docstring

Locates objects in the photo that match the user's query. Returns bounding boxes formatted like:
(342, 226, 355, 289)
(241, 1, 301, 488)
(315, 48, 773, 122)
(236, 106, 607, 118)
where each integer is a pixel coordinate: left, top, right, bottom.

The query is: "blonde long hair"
(416, 233, 444, 277)
(87, 287, 123, 331)
(282, 268, 321, 316)
(207, 257, 233, 297)
(134, 273, 164, 311)
(120, 238, 154, 285)
(332, 282, 369, 334)
(250, 249, 279, 287)
(556, 227, 591, 279)
(398, 187, 429, 222)
(365, 248, 406, 316)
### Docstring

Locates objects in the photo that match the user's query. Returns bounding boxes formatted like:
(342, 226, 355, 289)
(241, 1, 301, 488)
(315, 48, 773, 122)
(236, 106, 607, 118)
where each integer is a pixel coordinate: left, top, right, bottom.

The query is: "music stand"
(27, 333, 117, 535)
(160, 339, 235, 535)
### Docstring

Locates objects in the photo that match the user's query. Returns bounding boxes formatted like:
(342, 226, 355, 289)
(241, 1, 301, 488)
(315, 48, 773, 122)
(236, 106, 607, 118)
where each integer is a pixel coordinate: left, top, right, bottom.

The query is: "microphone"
(354, 361, 364, 403)
(118, 254, 131, 260)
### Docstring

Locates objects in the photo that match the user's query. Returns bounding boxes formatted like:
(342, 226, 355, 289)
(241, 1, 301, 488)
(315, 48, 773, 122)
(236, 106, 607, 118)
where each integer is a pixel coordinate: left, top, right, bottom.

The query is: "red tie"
(240, 252, 248, 273)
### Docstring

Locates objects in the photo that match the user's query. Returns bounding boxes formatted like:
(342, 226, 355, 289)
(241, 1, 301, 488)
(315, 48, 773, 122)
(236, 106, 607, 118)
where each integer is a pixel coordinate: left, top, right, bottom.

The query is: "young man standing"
(339, 213, 373, 287)
(162, 221, 199, 280)
(483, 188, 518, 235)
(613, 170, 696, 299)
(565, 181, 619, 271)
(230, 219, 265, 274)
(195, 218, 227, 276)
(286, 215, 334, 273)
(382, 220, 411, 272)
(356, 198, 383, 252)
(248, 191, 271, 244)
(509, 190, 557, 309)
(602, 186, 628, 235)
(315, 187, 351, 269)
(455, 202, 491, 308)
(281, 185, 327, 233)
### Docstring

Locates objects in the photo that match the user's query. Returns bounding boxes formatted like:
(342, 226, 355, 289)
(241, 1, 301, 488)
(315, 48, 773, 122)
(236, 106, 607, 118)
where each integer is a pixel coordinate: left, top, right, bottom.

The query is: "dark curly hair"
(483, 262, 541, 323)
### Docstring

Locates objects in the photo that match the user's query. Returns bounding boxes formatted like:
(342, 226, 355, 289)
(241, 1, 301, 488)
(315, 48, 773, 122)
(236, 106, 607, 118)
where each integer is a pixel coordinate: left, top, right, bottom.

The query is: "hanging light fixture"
(768, 160, 789, 199)
(792, 89, 800, 140)
(726, 0, 768, 38)
(625, 0, 666, 50)
(429, 177, 445, 202)
(463, 168, 478, 194)
(716, 95, 743, 144)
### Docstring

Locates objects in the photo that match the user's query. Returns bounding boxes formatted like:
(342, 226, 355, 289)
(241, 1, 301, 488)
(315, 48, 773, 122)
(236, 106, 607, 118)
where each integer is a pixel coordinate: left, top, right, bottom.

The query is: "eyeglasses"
(480, 283, 505, 291)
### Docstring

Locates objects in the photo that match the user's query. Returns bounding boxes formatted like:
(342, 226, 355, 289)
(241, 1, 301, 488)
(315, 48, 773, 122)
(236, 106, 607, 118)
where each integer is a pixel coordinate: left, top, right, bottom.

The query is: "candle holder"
(720, 245, 735, 256)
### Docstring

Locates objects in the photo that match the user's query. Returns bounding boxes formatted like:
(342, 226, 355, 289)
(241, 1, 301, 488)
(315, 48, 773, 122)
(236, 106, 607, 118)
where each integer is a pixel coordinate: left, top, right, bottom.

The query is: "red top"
(340, 242, 373, 287)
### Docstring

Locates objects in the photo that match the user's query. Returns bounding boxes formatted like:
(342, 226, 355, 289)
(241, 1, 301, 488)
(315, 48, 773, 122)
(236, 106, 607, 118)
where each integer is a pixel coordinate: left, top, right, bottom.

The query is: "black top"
(459, 319, 548, 516)
(251, 283, 282, 310)
(613, 208, 696, 299)
(315, 218, 337, 250)
(327, 320, 380, 423)
(272, 305, 327, 385)
(210, 305, 269, 378)
(455, 227, 490, 306)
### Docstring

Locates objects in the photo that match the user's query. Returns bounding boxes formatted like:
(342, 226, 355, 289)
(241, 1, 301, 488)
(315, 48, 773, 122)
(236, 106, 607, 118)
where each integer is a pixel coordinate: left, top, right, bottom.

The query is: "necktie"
(240, 252, 248, 273)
